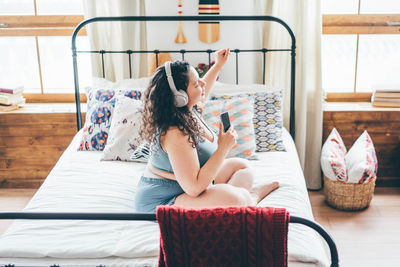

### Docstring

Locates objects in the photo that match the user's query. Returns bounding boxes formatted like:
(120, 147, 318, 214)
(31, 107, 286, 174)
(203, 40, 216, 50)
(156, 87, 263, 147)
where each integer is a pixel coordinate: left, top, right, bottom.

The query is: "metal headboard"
(71, 16, 296, 138)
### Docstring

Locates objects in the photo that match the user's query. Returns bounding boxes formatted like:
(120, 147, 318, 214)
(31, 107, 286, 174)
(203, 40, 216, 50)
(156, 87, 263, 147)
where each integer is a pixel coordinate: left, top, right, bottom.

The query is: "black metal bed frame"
(0, 16, 339, 267)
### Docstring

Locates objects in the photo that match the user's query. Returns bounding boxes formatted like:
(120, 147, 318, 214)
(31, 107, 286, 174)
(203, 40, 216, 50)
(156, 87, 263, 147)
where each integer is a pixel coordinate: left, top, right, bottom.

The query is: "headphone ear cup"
(174, 90, 189, 107)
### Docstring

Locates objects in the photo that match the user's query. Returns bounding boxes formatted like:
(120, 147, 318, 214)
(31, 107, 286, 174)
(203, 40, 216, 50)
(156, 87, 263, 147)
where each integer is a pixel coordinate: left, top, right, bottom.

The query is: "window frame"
(0, 15, 86, 103)
(322, 13, 400, 102)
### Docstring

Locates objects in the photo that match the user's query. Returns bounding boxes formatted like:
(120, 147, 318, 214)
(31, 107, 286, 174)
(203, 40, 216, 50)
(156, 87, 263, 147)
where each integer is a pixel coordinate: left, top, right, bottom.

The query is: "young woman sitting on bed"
(135, 48, 279, 213)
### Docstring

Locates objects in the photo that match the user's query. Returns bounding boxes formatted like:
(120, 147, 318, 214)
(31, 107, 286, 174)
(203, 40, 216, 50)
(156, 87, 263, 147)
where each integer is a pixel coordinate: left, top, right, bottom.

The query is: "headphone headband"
(164, 61, 189, 107)
(164, 61, 178, 94)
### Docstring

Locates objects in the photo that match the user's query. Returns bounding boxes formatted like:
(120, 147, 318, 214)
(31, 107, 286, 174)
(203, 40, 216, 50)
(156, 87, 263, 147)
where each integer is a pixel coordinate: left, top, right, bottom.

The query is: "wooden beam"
(0, 15, 84, 28)
(24, 94, 87, 103)
(0, 15, 86, 36)
(323, 14, 400, 34)
(323, 14, 400, 27)
(325, 92, 372, 102)
(0, 28, 86, 36)
(323, 26, 400, 34)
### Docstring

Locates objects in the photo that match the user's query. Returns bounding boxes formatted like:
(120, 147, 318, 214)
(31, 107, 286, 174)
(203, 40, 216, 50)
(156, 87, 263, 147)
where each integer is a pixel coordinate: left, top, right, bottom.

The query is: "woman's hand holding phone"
(217, 112, 237, 155)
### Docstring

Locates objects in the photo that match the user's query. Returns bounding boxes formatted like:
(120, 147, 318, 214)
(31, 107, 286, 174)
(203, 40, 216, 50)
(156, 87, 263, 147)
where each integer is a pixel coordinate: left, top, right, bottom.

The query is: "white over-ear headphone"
(164, 61, 189, 107)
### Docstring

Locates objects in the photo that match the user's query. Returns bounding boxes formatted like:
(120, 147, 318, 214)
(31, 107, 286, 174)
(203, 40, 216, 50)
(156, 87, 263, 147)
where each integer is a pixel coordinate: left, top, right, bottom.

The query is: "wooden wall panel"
(1, 109, 399, 188)
(0, 112, 85, 188)
(323, 111, 400, 187)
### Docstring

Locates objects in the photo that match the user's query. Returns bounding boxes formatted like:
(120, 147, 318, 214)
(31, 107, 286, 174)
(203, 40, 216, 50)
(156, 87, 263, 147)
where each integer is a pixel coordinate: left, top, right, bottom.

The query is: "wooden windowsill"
(0, 103, 87, 114)
(324, 102, 400, 112)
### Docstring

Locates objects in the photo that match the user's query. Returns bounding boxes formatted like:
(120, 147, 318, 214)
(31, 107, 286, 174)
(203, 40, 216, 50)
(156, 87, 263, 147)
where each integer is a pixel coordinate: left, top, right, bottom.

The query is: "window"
(322, 0, 400, 101)
(0, 0, 90, 102)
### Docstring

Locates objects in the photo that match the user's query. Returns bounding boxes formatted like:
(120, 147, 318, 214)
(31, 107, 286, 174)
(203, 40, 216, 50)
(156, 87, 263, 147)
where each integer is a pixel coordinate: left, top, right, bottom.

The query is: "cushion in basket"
(79, 83, 143, 151)
(101, 96, 143, 161)
(210, 90, 285, 152)
(203, 97, 257, 159)
(345, 130, 378, 184)
(320, 128, 347, 182)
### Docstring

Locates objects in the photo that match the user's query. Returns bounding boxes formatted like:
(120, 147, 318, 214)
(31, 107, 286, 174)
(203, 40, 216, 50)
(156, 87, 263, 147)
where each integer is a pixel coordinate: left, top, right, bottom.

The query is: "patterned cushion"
(210, 90, 285, 152)
(79, 85, 142, 151)
(101, 96, 143, 161)
(345, 130, 378, 184)
(203, 98, 257, 159)
(86, 87, 142, 112)
(79, 103, 113, 151)
(320, 128, 348, 182)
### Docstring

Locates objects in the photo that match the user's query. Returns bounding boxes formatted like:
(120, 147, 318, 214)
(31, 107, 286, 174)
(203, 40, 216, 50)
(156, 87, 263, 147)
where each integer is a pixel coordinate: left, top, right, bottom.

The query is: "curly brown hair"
(139, 60, 204, 148)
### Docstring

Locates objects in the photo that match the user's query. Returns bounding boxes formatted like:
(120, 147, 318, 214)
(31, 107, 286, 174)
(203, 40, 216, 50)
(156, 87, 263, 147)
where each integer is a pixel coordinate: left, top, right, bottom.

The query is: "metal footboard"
(0, 212, 339, 267)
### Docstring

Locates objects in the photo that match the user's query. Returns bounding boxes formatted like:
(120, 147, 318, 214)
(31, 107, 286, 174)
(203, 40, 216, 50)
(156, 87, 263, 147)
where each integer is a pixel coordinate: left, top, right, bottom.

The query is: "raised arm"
(202, 48, 230, 100)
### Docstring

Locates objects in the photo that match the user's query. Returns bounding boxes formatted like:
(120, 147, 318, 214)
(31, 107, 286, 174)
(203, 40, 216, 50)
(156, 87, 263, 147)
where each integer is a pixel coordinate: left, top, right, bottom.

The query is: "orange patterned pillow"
(203, 97, 257, 159)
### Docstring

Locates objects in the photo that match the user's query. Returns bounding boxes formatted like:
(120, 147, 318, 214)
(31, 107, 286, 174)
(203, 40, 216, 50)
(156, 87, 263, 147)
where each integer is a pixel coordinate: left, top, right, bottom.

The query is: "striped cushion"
(130, 142, 151, 163)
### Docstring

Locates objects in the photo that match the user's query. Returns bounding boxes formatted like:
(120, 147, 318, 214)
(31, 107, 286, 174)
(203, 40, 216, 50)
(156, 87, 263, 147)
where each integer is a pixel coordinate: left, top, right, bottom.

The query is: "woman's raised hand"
(214, 48, 230, 68)
(217, 122, 237, 154)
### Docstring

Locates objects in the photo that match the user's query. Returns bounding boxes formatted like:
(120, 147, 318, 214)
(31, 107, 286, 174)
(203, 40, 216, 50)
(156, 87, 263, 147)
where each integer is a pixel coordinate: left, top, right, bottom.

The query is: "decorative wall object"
(175, 0, 187, 43)
(198, 0, 220, 43)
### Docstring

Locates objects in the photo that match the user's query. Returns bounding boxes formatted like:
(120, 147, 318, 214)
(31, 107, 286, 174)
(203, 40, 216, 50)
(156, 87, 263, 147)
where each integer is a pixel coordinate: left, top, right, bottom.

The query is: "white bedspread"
(0, 128, 329, 267)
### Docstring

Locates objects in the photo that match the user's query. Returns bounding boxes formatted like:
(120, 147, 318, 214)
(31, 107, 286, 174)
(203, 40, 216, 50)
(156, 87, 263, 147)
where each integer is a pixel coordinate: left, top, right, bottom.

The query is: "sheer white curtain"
(256, 0, 323, 190)
(83, 0, 148, 81)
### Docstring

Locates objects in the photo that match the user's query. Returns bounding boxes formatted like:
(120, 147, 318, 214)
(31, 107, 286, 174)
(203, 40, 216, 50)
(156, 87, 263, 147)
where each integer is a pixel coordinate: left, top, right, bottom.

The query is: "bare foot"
(250, 181, 280, 204)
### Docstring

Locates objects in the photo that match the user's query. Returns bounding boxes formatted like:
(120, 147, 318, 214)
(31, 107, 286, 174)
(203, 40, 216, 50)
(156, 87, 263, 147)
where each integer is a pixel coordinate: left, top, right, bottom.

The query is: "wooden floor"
(0, 188, 400, 266)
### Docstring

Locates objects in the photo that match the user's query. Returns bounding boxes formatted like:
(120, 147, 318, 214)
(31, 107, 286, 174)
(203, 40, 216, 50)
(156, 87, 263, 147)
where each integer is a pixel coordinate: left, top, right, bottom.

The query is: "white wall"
(145, 0, 261, 84)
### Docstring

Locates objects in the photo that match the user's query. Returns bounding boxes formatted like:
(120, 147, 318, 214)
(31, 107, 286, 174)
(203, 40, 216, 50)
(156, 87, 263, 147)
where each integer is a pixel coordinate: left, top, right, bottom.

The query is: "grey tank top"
(150, 109, 218, 173)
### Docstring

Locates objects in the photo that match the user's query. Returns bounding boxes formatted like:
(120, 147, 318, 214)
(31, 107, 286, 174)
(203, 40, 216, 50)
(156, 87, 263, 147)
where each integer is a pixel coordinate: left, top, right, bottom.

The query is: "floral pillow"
(86, 86, 142, 112)
(78, 85, 143, 151)
(345, 130, 378, 184)
(210, 90, 285, 152)
(203, 97, 257, 159)
(101, 96, 143, 161)
(320, 128, 348, 182)
(79, 102, 113, 151)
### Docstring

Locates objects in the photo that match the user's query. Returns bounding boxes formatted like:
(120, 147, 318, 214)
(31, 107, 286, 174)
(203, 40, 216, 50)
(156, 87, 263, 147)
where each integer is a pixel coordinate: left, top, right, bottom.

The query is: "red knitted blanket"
(157, 205, 289, 267)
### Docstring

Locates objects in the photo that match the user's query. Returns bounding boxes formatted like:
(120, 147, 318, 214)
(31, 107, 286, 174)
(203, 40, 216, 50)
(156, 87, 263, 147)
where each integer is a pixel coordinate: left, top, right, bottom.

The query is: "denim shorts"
(134, 176, 185, 213)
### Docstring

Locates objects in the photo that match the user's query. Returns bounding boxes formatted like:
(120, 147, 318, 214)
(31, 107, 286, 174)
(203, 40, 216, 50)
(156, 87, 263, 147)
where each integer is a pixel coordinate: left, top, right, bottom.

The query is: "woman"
(135, 48, 279, 213)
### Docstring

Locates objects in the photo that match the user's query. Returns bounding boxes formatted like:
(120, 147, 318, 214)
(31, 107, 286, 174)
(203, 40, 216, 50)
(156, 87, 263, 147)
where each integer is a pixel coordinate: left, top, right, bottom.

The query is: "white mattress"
(0, 128, 329, 267)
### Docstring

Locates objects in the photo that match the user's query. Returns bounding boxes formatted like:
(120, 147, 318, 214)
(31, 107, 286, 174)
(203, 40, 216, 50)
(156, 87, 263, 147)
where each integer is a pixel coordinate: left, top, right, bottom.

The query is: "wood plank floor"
(0, 188, 400, 266)
(309, 187, 400, 267)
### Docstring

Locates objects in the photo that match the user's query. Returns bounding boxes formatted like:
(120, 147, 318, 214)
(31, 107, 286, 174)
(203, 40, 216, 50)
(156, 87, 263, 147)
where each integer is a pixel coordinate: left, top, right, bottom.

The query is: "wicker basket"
(323, 175, 376, 211)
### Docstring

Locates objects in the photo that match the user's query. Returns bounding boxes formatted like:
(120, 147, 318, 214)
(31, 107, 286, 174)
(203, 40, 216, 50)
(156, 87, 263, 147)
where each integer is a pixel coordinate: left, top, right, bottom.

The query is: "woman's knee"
(228, 157, 251, 170)
(212, 184, 253, 206)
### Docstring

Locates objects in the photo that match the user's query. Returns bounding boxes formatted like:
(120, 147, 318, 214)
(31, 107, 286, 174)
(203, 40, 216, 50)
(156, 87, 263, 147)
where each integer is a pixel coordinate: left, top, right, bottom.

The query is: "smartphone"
(220, 112, 231, 133)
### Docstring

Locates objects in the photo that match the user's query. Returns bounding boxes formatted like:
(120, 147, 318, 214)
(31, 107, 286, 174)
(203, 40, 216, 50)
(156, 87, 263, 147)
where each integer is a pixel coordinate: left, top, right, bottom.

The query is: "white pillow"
(345, 130, 378, 184)
(101, 96, 143, 161)
(320, 128, 348, 181)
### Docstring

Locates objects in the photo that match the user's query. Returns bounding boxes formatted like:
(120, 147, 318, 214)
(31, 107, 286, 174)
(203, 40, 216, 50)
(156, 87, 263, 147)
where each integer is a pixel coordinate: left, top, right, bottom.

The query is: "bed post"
(72, 25, 83, 131)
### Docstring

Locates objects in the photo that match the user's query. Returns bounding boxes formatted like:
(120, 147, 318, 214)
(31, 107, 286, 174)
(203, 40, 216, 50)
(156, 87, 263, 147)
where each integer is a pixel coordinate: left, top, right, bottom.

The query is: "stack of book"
(371, 89, 400, 108)
(0, 86, 25, 112)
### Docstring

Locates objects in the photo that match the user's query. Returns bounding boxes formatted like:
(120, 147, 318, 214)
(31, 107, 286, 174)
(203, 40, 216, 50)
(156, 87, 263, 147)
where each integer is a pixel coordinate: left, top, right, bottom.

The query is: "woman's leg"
(174, 184, 254, 208)
(214, 158, 254, 190)
(213, 158, 280, 203)
(174, 183, 279, 208)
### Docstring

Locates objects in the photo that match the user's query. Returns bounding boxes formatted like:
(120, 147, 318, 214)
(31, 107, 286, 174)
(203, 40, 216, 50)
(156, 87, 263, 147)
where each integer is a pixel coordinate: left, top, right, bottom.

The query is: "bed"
(0, 16, 337, 267)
